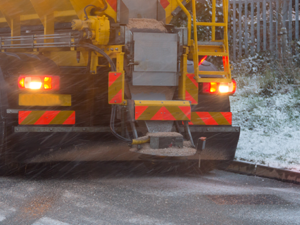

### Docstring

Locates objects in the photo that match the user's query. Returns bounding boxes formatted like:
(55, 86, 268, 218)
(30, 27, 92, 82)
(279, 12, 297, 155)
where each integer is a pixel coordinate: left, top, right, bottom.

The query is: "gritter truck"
(0, 0, 240, 172)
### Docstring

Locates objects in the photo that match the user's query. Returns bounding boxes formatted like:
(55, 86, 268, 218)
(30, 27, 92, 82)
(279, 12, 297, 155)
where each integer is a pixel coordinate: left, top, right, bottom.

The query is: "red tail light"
(202, 79, 236, 95)
(198, 55, 208, 66)
(18, 76, 60, 90)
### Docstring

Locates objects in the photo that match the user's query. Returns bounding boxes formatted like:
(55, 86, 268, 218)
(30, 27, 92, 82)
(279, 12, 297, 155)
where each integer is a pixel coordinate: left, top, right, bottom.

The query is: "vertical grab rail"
(191, 0, 199, 80)
(175, 0, 192, 46)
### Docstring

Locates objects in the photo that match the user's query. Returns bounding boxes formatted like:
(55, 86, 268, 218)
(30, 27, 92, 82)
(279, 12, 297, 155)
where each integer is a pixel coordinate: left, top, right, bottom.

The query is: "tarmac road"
(0, 162, 299, 225)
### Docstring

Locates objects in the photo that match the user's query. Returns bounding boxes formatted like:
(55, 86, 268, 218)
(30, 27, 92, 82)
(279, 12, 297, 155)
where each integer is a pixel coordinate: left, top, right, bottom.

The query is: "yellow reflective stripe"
(19, 94, 71, 106)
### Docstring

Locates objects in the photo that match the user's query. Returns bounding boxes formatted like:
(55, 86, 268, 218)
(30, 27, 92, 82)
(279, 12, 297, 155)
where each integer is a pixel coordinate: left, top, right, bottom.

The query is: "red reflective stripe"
(160, 0, 170, 8)
(186, 74, 198, 87)
(151, 107, 164, 120)
(34, 111, 60, 125)
(107, 0, 117, 11)
(221, 112, 232, 125)
(109, 89, 123, 104)
(135, 106, 148, 120)
(164, 107, 177, 120)
(196, 112, 218, 125)
(19, 111, 32, 124)
(109, 72, 121, 87)
(178, 106, 191, 120)
(185, 90, 197, 104)
(63, 112, 76, 125)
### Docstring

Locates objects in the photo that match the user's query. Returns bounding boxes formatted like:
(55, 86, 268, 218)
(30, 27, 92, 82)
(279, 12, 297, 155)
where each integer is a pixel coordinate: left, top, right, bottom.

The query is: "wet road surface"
(0, 162, 299, 225)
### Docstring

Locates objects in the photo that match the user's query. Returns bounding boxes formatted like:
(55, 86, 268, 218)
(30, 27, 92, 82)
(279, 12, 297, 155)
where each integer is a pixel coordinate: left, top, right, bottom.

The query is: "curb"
(224, 161, 300, 184)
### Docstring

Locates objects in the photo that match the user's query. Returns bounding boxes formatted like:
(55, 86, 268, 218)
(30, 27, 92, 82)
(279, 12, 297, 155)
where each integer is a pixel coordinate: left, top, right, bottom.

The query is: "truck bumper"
(11, 125, 240, 163)
(189, 126, 240, 161)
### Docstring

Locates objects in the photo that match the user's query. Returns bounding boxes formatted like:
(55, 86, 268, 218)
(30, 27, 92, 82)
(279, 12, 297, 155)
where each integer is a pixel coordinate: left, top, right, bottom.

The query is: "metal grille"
(0, 32, 80, 50)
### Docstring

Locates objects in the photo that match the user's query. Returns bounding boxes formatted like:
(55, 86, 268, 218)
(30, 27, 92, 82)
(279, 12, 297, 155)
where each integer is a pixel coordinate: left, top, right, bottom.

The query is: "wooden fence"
(228, 0, 299, 60)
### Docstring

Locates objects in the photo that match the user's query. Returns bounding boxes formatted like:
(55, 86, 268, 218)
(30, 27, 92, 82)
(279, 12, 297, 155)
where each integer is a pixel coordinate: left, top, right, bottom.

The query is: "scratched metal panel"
(133, 32, 178, 73)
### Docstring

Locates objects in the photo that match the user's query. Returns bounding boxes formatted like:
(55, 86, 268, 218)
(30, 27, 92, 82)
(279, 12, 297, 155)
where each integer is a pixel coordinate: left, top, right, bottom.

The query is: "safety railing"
(0, 32, 80, 50)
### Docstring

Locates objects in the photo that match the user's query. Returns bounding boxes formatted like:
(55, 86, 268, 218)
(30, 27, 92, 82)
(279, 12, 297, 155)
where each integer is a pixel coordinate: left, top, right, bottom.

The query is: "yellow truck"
(0, 0, 239, 172)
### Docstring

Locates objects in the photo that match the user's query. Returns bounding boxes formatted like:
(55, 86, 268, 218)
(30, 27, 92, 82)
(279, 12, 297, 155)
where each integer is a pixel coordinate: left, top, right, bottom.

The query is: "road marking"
(32, 217, 70, 225)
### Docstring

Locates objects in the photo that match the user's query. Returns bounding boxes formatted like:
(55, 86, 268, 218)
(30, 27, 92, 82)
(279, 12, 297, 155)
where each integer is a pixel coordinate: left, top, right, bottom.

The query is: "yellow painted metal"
(190, 112, 231, 126)
(116, 51, 125, 72)
(108, 72, 125, 105)
(197, 46, 224, 54)
(69, 0, 116, 21)
(44, 51, 88, 67)
(0, 0, 36, 27)
(29, 0, 76, 31)
(196, 22, 226, 27)
(177, 0, 232, 83)
(185, 73, 198, 105)
(164, 0, 192, 24)
(178, 48, 188, 101)
(108, 51, 126, 105)
(212, 0, 216, 41)
(11, 16, 21, 43)
(19, 111, 75, 125)
(175, 0, 192, 46)
(193, 78, 232, 83)
(86, 45, 123, 74)
(199, 71, 227, 75)
(134, 100, 191, 121)
(19, 94, 72, 106)
(0, 0, 191, 26)
(72, 15, 110, 45)
(132, 137, 150, 145)
(178, 47, 198, 105)
(0, 11, 76, 24)
(44, 14, 55, 42)
(135, 100, 190, 107)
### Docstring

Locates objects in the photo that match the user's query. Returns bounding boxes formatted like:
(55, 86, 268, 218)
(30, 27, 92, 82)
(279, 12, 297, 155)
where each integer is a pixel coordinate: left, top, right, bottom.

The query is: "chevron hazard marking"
(135, 101, 191, 121)
(107, 0, 117, 11)
(108, 72, 123, 104)
(185, 74, 198, 105)
(19, 111, 75, 125)
(160, 0, 170, 8)
(190, 112, 232, 125)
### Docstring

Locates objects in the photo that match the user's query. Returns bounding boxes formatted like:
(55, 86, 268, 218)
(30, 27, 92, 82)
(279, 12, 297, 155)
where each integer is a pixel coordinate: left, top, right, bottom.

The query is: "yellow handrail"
(192, 0, 199, 80)
(175, 0, 192, 46)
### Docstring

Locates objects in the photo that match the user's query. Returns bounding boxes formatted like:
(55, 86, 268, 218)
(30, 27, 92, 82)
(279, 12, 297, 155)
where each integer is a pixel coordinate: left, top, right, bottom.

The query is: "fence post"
(233, 0, 237, 61)
(281, 27, 287, 63)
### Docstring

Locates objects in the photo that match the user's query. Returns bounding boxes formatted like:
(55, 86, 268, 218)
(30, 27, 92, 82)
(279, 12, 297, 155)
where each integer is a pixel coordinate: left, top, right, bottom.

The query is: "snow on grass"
(230, 89, 300, 171)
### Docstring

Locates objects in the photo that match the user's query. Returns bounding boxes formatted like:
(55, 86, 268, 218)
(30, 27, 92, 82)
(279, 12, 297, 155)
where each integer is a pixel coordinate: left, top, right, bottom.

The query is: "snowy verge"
(230, 89, 300, 171)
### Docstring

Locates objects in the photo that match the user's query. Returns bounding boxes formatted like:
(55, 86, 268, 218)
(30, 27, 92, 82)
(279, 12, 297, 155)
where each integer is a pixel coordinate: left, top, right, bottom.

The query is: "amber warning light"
(18, 76, 60, 90)
(203, 79, 236, 95)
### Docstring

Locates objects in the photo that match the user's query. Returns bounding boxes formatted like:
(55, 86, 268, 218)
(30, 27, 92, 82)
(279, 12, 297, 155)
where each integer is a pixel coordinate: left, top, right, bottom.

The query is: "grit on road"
(0, 162, 299, 225)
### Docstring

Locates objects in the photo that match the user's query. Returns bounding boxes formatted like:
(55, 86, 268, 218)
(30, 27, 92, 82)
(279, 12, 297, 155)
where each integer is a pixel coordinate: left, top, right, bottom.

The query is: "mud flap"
(190, 126, 240, 161)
